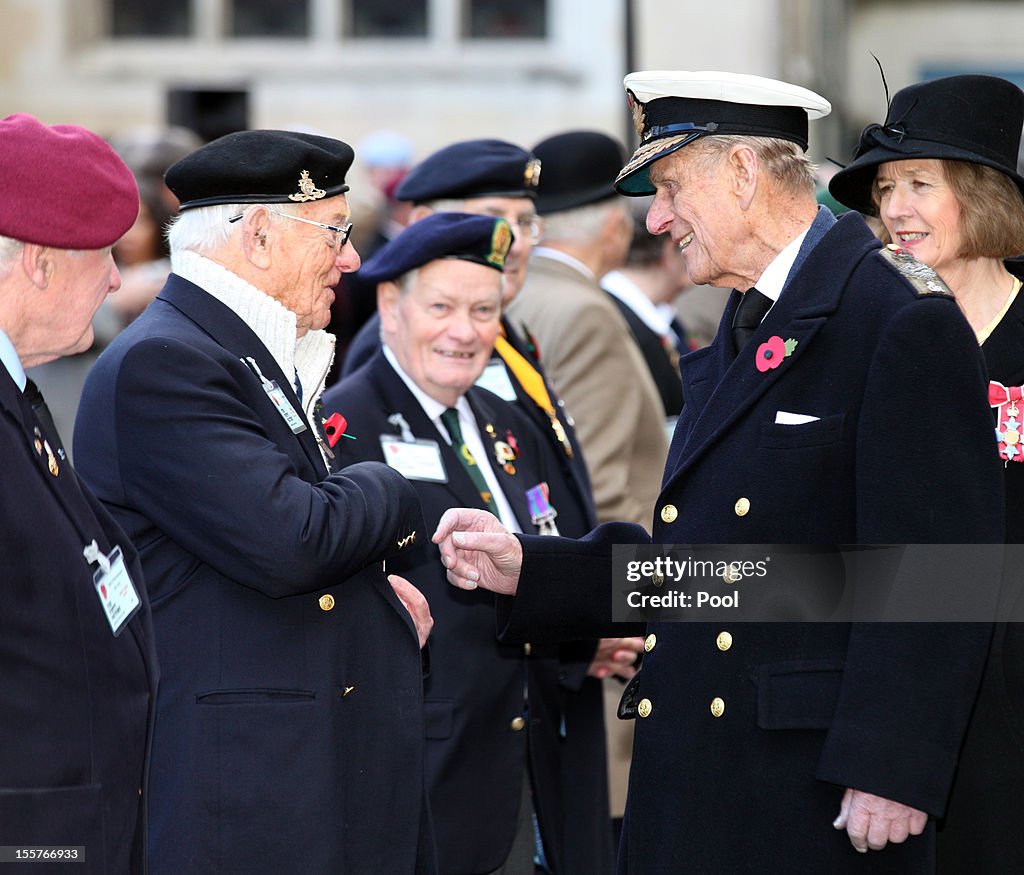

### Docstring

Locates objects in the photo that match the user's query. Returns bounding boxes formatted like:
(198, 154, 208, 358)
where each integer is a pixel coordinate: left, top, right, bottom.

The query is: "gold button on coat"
(523, 643, 532, 656)
(510, 716, 526, 731)
(644, 633, 657, 653)
(716, 631, 733, 651)
(710, 697, 726, 718)
(660, 504, 678, 523)
(734, 497, 750, 516)
(318, 594, 335, 611)
(637, 698, 653, 718)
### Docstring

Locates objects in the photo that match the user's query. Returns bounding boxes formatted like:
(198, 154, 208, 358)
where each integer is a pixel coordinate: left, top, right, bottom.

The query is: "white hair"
(167, 201, 306, 256)
(539, 199, 626, 245)
(0, 235, 24, 270)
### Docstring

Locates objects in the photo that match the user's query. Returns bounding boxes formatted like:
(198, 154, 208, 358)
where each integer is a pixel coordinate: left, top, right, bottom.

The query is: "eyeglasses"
(228, 209, 354, 251)
(514, 216, 543, 245)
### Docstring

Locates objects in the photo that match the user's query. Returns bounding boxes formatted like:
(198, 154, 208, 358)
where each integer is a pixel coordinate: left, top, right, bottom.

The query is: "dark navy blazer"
(74, 275, 433, 875)
(0, 367, 157, 874)
(495, 212, 1004, 874)
(324, 352, 612, 875)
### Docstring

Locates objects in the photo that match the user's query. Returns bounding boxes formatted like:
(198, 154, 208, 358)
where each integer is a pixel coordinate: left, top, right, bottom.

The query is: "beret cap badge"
(523, 158, 542, 189)
(487, 219, 513, 268)
(288, 169, 326, 203)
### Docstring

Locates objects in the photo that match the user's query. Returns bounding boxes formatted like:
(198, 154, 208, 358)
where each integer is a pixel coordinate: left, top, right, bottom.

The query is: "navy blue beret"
(395, 139, 540, 203)
(532, 130, 626, 215)
(358, 212, 514, 285)
(166, 129, 353, 211)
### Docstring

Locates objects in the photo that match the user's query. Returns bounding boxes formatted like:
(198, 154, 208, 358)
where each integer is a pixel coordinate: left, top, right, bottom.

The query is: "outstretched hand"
(432, 507, 523, 595)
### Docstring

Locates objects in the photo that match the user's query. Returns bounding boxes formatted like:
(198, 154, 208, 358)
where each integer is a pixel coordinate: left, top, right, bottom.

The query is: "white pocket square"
(774, 411, 820, 425)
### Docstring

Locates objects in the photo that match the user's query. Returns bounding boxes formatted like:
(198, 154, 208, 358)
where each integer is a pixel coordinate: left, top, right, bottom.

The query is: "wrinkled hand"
(833, 788, 927, 852)
(588, 636, 644, 680)
(388, 574, 433, 649)
(432, 507, 523, 595)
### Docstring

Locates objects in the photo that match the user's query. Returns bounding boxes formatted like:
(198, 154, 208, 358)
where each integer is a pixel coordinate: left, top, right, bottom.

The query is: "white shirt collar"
(753, 226, 810, 303)
(601, 270, 673, 336)
(533, 246, 596, 283)
(0, 327, 26, 390)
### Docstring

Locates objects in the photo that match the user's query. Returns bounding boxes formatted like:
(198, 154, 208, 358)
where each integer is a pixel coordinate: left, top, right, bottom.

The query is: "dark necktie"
(23, 377, 65, 454)
(440, 407, 500, 517)
(731, 287, 772, 354)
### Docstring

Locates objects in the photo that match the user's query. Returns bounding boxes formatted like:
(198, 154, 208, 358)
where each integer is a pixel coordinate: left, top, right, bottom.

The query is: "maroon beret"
(0, 113, 139, 249)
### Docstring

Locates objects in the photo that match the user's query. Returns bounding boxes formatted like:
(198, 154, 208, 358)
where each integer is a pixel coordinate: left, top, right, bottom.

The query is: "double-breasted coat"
(73, 276, 433, 874)
(493, 211, 1004, 873)
(324, 351, 612, 875)
(0, 367, 157, 874)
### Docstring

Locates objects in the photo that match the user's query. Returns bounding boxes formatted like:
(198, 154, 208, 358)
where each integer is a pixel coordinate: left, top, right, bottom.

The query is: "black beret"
(395, 139, 540, 203)
(166, 129, 353, 211)
(532, 130, 626, 215)
(358, 212, 514, 285)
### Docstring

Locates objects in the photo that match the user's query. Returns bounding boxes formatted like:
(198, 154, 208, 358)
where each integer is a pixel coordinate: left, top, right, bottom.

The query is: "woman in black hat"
(830, 73, 1024, 872)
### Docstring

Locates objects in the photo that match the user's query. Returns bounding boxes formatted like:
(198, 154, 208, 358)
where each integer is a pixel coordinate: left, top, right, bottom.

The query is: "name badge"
(87, 544, 141, 637)
(380, 435, 448, 482)
(242, 355, 307, 435)
(264, 380, 308, 434)
(475, 360, 518, 402)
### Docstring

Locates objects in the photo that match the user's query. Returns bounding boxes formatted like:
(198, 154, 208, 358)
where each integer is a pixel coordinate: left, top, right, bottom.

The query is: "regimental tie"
(440, 408, 500, 517)
(731, 287, 772, 354)
(494, 328, 574, 458)
(24, 377, 65, 474)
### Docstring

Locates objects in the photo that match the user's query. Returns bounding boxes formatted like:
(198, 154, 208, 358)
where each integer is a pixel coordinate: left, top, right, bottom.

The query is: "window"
(230, 0, 310, 38)
(465, 0, 546, 38)
(111, 0, 189, 37)
(349, 0, 428, 38)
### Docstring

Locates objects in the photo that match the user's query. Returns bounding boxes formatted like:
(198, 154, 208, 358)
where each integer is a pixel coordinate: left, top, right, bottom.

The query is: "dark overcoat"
(937, 259, 1024, 872)
(324, 352, 612, 875)
(0, 368, 157, 874)
(73, 275, 433, 874)
(495, 211, 1004, 873)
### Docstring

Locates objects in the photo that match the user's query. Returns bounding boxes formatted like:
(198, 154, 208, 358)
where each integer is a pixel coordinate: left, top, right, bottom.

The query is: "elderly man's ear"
(240, 208, 274, 266)
(377, 281, 401, 334)
(22, 243, 55, 289)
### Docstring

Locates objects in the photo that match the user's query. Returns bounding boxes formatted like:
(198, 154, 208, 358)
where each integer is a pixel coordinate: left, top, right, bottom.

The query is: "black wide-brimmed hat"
(532, 130, 626, 215)
(829, 74, 1024, 215)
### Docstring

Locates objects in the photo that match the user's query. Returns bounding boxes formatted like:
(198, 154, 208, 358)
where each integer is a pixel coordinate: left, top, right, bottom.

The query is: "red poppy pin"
(321, 412, 357, 447)
(755, 336, 798, 372)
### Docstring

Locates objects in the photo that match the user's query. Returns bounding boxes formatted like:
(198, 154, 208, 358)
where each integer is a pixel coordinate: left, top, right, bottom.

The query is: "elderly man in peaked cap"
(0, 113, 158, 873)
(74, 129, 436, 874)
(327, 212, 623, 875)
(434, 71, 1003, 873)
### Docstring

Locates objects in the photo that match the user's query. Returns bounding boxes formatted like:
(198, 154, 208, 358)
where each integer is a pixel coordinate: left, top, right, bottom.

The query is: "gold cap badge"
(524, 157, 542, 189)
(289, 169, 326, 202)
(627, 90, 648, 139)
(487, 219, 513, 268)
